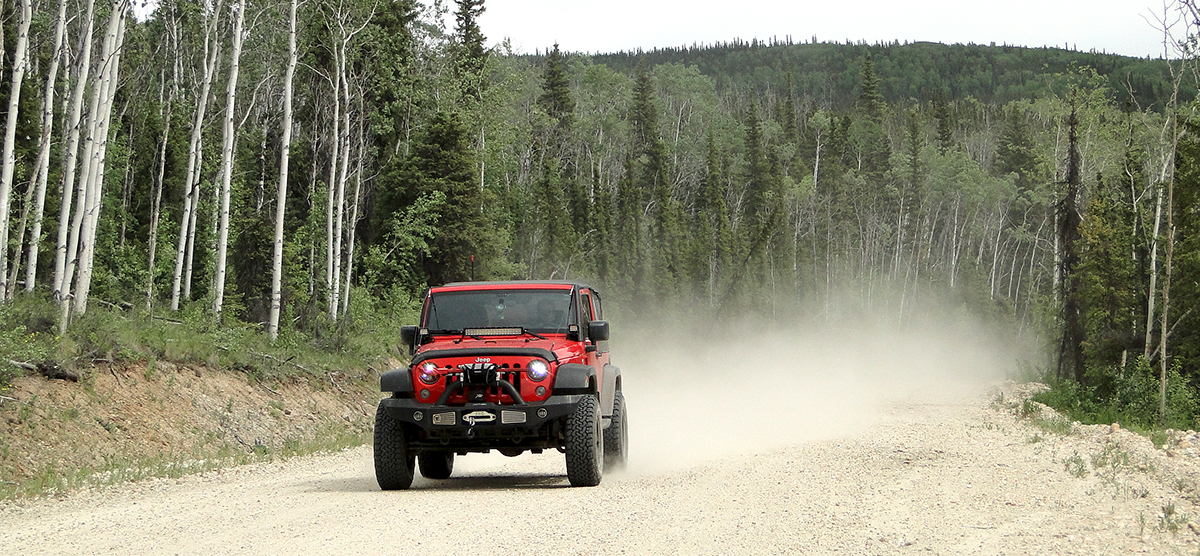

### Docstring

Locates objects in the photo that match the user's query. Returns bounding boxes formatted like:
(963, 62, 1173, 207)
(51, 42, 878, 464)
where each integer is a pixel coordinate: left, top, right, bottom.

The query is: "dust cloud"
(612, 303, 1025, 475)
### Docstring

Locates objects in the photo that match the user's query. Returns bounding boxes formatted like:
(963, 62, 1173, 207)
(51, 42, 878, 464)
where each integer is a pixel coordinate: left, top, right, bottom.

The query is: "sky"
(474, 0, 1178, 58)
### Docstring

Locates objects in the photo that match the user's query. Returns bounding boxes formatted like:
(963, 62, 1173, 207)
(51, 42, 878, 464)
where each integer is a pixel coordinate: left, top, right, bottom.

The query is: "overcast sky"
(475, 0, 1176, 58)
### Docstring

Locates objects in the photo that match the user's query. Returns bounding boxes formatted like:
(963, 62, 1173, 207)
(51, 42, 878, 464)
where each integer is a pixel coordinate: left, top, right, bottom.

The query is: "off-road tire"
(565, 394, 604, 487)
(418, 452, 455, 480)
(373, 402, 415, 490)
(603, 390, 628, 470)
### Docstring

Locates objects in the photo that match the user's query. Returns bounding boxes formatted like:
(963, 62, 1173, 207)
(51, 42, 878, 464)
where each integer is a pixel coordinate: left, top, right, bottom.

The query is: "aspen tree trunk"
(341, 103, 365, 317)
(0, 0, 34, 299)
(213, 0, 247, 322)
(60, 0, 129, 329)
(1145, 183, 1163, 359)
(269, 0, 299, 341)
(72, 0, 130, 316)
(330, 46, 353, 319)
(147, 8, 181, 310)
(61, 0, 116, 320)
(54, 0, 97, 301)
(325, 71, 341, 320)
(170, 0, 224, 311)
(1160, 164, 1175, 422)
(26, 0, 70, 294)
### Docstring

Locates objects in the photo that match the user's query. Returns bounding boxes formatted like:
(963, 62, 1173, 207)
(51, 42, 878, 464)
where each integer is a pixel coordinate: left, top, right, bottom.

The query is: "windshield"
(424, 289, 575, 334)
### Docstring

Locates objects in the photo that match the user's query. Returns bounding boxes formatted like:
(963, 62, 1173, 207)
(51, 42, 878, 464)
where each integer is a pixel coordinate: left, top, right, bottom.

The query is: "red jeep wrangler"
(374, 280, 627, 488)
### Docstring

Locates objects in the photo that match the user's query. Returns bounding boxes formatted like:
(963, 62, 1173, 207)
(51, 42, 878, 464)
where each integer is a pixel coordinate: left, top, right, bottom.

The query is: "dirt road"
(1, 381, 1197, 555)
(2, 323, 1197, 554)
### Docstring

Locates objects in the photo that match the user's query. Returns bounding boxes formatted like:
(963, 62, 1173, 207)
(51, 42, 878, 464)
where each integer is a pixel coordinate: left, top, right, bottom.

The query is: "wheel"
(603, 390, 628, 471)
(565, 394, 603, 487)
(373, 401, 415, 490)
(418, 451, 455, 480)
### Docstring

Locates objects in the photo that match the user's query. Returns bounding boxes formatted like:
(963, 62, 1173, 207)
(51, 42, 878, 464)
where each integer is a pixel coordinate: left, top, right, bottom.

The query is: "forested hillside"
(0, 0, 1197, 431)
(591, 39, 1188, 110)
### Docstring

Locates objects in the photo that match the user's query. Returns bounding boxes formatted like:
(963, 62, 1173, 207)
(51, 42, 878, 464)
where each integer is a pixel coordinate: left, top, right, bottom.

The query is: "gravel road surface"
(2, 381, 1197, 555)
(2, 324, 1197, 554)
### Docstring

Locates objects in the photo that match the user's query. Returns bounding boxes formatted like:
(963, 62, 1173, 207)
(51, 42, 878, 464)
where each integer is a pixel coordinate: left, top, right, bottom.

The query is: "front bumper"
(378, 394, 588, 453)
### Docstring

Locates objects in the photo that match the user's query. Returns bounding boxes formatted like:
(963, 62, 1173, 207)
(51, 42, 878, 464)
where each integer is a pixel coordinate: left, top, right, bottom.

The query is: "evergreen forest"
(0, 0, 1198, 432)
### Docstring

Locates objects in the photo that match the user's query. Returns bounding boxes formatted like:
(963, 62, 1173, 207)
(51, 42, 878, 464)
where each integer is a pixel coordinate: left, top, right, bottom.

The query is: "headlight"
(417, 362, 439, 384)
(527, 360, 549, 382)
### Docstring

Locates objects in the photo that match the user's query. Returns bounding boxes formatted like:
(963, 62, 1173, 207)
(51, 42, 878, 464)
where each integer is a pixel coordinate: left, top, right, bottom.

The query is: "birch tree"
(147, 2, 183, 309)
(213, 0, 248, 322)
(24, 0, 71, 295)
(0, 0, 34, 299)
(170, 0, 225, 311)
(54, 0, 97, 302)
(71, 0, 132, 316)
(269, 0, 300, 340)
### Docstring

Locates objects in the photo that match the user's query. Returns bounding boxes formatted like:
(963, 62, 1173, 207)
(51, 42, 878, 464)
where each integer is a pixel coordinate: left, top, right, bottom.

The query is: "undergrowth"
(0, 287, 420, 391)
(1031, 359, 1200, 435)
(0, 424, 369, 501)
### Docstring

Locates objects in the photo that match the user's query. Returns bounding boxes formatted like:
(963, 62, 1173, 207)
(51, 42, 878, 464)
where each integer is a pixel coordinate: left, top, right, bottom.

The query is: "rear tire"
(418, 452, 455, 480)
(565, 394, 603, 487)
(373, 401, 415, 490)
(603, 390, 628, 471)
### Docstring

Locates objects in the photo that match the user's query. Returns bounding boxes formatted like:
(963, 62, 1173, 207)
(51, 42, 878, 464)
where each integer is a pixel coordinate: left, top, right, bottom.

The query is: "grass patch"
(0, 425, 370, 502)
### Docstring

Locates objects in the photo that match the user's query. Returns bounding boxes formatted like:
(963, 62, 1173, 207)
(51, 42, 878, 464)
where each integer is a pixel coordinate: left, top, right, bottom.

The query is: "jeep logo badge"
(462, 410, 496, 425)
(475, 357, 491, 363)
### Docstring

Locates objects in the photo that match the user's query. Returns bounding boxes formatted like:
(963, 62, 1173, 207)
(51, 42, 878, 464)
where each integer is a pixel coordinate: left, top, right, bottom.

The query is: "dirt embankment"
(0, 361, 379, 496)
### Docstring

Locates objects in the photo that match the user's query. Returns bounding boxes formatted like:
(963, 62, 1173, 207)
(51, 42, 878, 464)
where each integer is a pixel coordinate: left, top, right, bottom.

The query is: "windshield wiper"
(522, 328, 547, 341)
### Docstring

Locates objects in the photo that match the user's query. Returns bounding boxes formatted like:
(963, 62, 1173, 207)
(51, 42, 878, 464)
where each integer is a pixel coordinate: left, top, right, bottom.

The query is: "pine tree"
(538, 44, 574, 130)
(405, 111, 499, 284)
(933, 92, 954, 154)
(1058, 101, 1084, 383)
(453, 0, 488, 102)
(858, 53, 885, 125)
(996, 106, 1038, 193)
(855, 54, 891, 183)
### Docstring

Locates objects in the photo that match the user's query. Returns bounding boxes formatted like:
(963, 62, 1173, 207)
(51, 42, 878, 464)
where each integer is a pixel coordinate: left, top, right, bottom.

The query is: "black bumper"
(378, 394, 588, 453)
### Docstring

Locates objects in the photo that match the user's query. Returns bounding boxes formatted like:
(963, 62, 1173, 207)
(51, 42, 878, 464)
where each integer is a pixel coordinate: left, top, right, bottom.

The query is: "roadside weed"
(1064, 452, 1088, 478)
(1159, 502, 1191, 534)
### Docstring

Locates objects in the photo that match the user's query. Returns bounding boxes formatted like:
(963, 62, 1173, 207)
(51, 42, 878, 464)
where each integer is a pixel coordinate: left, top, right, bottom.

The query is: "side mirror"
(400, 325, 419, 347)
(587, 320, 610, 342)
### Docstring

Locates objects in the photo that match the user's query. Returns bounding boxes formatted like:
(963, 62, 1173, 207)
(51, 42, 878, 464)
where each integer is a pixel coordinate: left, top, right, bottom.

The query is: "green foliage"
(590, 41, 1188, 110)
(1034, 358, 1199, 431)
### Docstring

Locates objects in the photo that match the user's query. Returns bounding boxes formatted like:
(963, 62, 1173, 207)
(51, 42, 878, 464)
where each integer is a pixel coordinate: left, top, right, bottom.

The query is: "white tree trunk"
(213, 0, 247, 322)
(147, 7, 181, 310)
(269, 0, 298, 341)
(25, 0, 70, 295)
(72, 0, 130, 316)
(53, 0, 97, 302)
(170, 0, 225, 311)
(341, 105, 365, 316)
(0, 0, 34, 299)
(325, 69, 341, 320)
(330, 45, 352, 319)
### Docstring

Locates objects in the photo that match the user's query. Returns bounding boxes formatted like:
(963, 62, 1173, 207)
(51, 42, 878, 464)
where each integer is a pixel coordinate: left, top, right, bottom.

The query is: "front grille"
(440, 367, 524, 404)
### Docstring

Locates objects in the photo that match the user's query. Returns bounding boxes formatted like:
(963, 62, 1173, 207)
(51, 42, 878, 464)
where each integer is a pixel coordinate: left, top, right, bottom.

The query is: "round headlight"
(418, 362, 439, 385)
(527, 360, 549, 382)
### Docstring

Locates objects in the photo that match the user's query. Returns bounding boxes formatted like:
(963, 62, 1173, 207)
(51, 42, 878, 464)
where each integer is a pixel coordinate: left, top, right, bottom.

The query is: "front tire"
(603, 390, 628, 471)
(374, 401, 415, 490)
(565, 394, 603, 487)
(418, 452, 455, 480)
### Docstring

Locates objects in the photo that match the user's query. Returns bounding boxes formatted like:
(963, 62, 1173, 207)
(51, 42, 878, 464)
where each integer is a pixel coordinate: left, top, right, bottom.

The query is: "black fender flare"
(380, 368, 414, 394)
(552, 363, 596, 396)
(600, 364, 621, 417)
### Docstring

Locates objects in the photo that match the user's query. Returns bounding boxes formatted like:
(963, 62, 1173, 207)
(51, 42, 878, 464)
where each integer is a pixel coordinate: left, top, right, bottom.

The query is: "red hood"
(416, 334, 574, 361)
